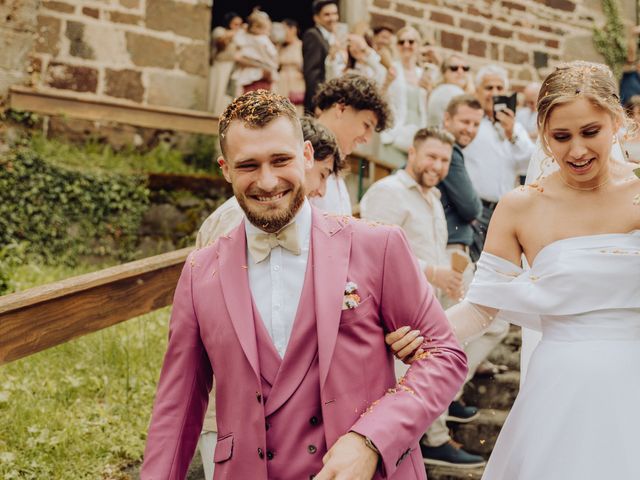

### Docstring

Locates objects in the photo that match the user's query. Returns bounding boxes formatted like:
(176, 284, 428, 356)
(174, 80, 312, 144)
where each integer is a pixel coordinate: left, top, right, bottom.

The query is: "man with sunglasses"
(427, 55, 472, 128)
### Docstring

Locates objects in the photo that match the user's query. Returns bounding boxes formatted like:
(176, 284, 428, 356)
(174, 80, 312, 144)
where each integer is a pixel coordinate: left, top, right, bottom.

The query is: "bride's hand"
(385, 326, 424, 364)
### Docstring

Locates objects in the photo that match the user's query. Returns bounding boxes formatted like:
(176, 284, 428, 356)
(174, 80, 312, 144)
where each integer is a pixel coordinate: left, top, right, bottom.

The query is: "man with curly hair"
(311, 73, 392, 215)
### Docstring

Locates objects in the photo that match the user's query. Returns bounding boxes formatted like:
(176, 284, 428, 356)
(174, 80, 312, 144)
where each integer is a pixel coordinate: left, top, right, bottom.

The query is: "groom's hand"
(314, 432, 378, 480)
(385, 326, 424, 364)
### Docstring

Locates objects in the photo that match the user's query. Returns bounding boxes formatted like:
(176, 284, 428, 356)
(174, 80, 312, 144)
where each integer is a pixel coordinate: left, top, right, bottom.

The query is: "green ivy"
(593, 0, 627, 78)
(0, 141, 149, 266)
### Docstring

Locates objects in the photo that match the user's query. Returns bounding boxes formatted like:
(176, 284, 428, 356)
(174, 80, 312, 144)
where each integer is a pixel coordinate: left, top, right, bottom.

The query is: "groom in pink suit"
(141, 90, 467, 480)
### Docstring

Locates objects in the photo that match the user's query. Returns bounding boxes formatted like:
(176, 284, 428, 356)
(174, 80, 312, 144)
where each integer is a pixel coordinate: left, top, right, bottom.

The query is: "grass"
(0, 263, 170, 479)
(26, 134, 219, 177)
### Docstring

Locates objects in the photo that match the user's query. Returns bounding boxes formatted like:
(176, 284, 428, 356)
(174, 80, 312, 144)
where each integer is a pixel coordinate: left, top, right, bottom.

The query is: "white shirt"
(310, 174, 352, 215)
(463, 117, 534, 202)
(195, 197, 244, 248)
(317, 24, 336, 46)
(426, 83, 465, 127)
(245, 199, 312, 358)
(515, 107, 538, 139)
(360, 169, 448, 273)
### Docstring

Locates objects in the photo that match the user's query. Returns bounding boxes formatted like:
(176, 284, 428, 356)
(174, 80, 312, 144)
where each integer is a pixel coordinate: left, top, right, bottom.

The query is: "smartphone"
(492, 93, 517, 118)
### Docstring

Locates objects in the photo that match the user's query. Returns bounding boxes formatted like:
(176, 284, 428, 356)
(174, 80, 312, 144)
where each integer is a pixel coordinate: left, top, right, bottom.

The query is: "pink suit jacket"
(141, 208, 467, 479)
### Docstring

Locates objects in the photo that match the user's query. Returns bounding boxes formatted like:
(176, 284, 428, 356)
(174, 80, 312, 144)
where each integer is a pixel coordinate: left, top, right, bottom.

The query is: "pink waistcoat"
(253, 255, 327, 479)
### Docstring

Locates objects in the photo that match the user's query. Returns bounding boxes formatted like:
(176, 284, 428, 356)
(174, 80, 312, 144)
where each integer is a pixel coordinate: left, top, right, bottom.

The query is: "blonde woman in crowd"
(379, 26, 431, 168)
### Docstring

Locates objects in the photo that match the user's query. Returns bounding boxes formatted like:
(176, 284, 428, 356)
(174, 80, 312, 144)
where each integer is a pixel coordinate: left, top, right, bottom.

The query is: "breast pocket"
(339, 295, 375, 326)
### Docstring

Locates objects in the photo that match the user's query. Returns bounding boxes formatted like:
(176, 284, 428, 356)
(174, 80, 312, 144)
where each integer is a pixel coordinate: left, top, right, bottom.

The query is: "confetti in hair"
(218, 90, 300, 156)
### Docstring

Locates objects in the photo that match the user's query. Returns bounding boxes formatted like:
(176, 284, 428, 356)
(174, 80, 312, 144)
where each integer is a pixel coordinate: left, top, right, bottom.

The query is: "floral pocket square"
(342, 281, 361, 310)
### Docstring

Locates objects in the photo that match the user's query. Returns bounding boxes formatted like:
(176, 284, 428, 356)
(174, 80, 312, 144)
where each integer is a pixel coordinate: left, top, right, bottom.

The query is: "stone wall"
(0, 0, 40, 101)
(367, 0, 635, 88)
(2, 0, 212, 110)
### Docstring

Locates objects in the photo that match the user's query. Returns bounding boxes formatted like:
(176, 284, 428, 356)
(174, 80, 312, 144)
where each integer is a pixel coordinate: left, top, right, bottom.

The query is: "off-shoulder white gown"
(466, 231, 640, 479)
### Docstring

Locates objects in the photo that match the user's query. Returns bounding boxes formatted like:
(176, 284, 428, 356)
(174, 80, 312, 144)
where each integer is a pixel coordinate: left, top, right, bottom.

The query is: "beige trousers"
(423, 247, 509, 447)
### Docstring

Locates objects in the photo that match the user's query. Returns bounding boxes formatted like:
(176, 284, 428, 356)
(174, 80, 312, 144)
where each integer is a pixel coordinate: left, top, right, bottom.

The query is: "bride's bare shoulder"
(498, 178, 553, 212)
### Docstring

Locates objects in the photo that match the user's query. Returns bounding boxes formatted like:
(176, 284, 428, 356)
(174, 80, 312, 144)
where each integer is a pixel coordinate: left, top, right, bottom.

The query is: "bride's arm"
(483, 188, 526, 266)
(388, 189, 530, 358)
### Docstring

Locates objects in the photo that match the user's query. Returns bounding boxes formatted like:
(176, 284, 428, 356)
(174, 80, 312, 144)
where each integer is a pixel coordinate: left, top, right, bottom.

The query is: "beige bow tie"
(247, 222, 301, 263)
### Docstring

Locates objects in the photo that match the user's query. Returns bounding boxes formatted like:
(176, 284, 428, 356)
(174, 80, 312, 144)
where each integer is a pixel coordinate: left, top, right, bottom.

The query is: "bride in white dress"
(440, 61, 640, 479)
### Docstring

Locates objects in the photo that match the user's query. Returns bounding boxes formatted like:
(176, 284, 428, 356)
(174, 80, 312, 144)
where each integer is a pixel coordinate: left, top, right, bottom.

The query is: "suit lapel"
(314, 26, 330, 53)
(311, 209, 352, 390)
(218, 222, 260, 383)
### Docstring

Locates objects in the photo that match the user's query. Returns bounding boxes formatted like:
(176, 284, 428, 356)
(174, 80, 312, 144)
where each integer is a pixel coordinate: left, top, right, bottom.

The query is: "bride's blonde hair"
(537, 61, 632, 154)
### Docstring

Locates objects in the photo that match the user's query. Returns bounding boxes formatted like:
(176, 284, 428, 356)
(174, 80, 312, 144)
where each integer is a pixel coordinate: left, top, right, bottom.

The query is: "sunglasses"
(398, 39, 416, 45)
(448, 65, 470, 72)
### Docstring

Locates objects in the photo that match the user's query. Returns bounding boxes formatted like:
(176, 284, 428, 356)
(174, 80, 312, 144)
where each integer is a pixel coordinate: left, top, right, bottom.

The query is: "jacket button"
(256, 392, 262, 403)
(308, 444, 317, 454)
(309, 416, 319, 425)
(267, 450, 274, 460)
(257, 447, 264, 459)
(265, 421, 270, 431)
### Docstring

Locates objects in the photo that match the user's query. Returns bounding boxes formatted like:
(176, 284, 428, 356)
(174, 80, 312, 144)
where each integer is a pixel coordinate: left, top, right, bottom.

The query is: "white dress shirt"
(360, 169, 448, 273)
(245, 199, 312, 358)
(515, 106, 538, 139)
(463, 117, 534, 202)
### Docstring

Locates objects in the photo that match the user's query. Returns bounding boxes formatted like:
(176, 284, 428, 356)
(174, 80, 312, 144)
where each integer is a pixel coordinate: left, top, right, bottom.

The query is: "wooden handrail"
(0, 247, 191, 365)
(9, 86, 218, 135)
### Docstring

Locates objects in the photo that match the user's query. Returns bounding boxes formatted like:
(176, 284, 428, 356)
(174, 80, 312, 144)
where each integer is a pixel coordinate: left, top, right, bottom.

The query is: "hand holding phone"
(492, 93, 517, 140)
(492, 93, 517, 118)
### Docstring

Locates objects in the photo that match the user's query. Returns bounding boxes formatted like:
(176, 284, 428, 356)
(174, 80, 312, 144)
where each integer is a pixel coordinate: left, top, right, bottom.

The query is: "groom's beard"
(236, 183, 305, 234)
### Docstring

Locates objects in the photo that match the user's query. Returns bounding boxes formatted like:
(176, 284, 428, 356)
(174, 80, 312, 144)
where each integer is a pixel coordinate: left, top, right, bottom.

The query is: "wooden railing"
(9, 86, 219, 134)
(0, 248, 190, 365)
(1, 88, 395, 365)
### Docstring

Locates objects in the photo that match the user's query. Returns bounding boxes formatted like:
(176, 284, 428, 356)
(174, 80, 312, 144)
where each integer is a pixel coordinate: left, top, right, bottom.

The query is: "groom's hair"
(218, 90, 302, 156)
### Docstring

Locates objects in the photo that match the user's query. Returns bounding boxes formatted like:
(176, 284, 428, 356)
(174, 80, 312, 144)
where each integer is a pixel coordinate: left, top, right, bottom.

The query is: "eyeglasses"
(398, 39, 416, 45)
(448, 65, 470, 72)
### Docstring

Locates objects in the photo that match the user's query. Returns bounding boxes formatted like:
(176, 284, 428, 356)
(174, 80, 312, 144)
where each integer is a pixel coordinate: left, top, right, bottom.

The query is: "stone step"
(462, 370, 520, 410)
(425, 463, 484, 479)
(450, 408, 509, 456)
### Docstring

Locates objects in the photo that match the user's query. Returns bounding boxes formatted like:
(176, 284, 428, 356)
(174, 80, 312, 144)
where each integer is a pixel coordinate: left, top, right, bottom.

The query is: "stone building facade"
(1, 0, 212, 110)
(0, 0, 637, 111)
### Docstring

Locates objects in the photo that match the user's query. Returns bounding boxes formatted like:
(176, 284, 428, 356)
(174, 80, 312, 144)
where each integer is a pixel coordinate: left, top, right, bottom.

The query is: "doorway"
(211, 1, 315, 33)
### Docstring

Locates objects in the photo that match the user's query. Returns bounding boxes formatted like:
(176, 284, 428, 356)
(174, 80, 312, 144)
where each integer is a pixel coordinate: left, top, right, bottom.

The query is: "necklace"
(558, 174, 610, 191)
